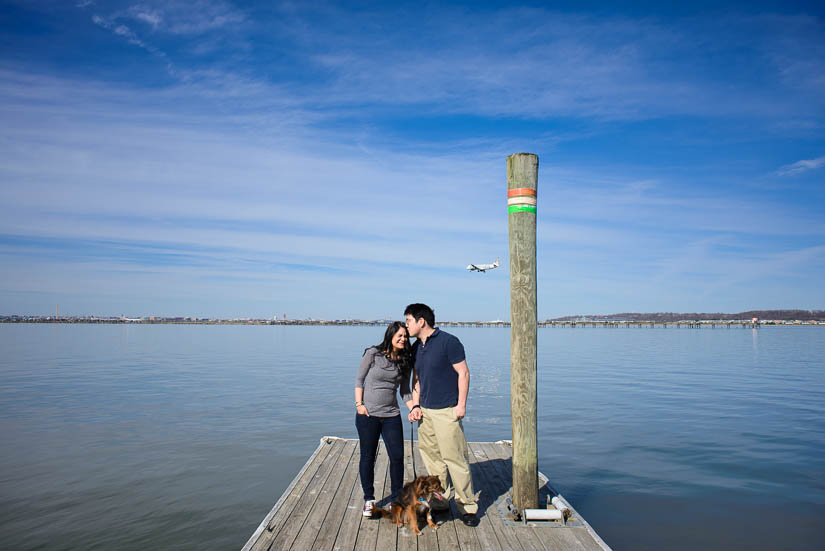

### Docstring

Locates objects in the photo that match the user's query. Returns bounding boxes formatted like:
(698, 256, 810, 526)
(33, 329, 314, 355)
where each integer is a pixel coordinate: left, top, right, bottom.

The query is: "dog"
(371, 475, 445, 535)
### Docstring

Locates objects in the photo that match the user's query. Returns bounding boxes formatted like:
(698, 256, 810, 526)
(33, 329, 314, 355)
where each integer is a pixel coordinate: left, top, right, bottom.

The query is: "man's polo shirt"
(412, 328, 466, 409)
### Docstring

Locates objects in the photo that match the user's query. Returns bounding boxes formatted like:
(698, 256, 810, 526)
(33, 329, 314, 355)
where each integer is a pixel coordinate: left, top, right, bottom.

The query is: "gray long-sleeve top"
(355, 347, 412, 417)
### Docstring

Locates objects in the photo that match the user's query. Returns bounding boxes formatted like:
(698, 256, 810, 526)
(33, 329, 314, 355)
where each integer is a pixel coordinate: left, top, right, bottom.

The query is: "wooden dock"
(242, 437, 611, 551)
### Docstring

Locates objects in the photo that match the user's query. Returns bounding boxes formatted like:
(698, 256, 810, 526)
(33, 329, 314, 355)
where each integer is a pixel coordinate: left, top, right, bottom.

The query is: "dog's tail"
(369, 508, 389, 519)
(369, 503, 405, 525)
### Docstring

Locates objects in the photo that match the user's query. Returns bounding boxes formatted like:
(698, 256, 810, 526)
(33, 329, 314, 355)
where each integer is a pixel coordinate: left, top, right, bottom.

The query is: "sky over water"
(1, 1, 824, 319)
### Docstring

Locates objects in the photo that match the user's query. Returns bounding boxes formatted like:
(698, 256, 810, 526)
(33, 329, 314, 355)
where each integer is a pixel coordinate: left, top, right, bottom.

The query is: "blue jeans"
(355, 413, 404, 501)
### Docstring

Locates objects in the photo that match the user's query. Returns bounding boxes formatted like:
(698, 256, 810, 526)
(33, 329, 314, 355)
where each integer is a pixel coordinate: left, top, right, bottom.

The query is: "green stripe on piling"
(508, 205, 537, 214)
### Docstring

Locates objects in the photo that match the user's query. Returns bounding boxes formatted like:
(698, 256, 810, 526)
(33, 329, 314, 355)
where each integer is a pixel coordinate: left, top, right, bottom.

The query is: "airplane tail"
(493, 258, 499, 266)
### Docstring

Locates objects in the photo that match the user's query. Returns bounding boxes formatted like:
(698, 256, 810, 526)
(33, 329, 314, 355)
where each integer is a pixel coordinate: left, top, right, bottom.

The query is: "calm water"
(0, 324, 823, 550)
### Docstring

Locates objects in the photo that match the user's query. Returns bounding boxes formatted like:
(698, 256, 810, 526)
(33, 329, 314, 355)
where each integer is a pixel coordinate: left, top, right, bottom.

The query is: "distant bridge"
(438, 320, 816, 328)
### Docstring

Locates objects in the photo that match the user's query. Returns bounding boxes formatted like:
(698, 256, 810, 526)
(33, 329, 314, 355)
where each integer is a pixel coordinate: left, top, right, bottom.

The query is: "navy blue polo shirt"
(412, 328, 466, 409)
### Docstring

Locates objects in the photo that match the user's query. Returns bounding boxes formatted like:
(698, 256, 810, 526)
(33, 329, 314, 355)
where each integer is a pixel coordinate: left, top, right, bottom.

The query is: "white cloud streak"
(91, 14, 165, 58)
(99, 1, 246, 36)
(777, 156, 825, 176)
(81, 4, 825, 125)
(269, 7, 825, 123)
(131, 9, 162, 29)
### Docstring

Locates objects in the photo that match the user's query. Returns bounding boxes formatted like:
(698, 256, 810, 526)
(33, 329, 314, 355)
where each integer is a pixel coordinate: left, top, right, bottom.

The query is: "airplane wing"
(467, 264, 479, 271)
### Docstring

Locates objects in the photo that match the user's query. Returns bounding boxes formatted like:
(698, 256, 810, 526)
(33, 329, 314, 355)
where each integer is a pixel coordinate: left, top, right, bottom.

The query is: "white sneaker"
(362, 499, 376, 517)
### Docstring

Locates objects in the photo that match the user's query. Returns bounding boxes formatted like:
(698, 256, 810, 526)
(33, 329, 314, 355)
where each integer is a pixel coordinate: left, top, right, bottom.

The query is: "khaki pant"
(417, 406, 478, 515)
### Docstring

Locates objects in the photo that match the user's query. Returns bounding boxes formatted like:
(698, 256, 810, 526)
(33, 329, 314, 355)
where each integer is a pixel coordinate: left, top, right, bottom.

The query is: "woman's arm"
(399, 366, 413, 407)
(355, 348, 375, 416)
(355, 386, 368, 416)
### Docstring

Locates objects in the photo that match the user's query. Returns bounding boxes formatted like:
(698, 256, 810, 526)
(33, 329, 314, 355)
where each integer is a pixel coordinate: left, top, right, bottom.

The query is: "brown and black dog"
(372, 475, 445, 535)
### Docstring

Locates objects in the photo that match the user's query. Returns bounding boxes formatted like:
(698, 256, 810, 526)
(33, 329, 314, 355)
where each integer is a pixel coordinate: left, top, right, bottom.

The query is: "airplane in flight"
(466, 258, 500, 273)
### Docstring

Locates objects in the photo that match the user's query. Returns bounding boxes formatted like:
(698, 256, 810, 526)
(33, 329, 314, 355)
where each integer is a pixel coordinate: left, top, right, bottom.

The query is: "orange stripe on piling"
(507, 188, 537, 197)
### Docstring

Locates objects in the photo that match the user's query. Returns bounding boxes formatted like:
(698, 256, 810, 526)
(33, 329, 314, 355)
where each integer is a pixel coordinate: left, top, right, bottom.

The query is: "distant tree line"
(551, 310, 825, 322)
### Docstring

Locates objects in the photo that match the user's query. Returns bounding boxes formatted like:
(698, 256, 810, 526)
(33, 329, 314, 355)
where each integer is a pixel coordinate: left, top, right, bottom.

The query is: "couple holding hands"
(353, 303, 479, 527)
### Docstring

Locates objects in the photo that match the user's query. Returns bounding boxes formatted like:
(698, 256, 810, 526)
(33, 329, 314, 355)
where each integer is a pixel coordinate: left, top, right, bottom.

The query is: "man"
(404, 303, 479, 527)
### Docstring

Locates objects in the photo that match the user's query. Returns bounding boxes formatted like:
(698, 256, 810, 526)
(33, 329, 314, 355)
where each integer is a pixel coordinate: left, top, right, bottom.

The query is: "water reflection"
(752, 327, 759, 356)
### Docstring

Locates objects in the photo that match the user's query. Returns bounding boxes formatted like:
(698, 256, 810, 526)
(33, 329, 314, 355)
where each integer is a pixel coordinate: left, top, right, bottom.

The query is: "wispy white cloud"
(273, 7, 825, 124)
(87, 0, 246, 74)
(161, 1, 245, 34)
(91, 14, 165, 58)
(103, 1, 246, 36)
(777, 156, 825, 176)
(80, 4, 825, 127)
(130, 8, 163, 29)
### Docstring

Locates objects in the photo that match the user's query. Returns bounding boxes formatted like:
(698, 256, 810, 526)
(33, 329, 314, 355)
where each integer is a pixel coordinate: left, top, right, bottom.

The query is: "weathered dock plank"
(476, 442, 540, 551)
(446, 446, 482, 551)
(310, 441, 361, 551)
(407, 443, 444, 550)
(354, 442, 389, 551)
(481, 442, 600, 551)
(324, 441, 365, 551)
(396, 440, 418, 551)
(243, 437, 611, 551)
(465, 442, 518, 551)
(373, 443, 397, 551)
(268, 438, 349, 550)
(292, 439, 357, 550)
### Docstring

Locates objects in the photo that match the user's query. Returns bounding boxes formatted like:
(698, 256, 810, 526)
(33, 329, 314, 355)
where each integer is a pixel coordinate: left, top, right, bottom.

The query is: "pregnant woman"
(354, 321, 416, 518)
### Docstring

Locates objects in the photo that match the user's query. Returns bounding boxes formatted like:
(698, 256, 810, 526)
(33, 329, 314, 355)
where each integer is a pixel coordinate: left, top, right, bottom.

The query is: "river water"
(0, 323, 823, 550)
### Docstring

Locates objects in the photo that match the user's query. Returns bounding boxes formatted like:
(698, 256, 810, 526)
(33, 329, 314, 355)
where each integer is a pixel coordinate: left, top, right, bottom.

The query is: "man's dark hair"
(404, 303, 435, 328)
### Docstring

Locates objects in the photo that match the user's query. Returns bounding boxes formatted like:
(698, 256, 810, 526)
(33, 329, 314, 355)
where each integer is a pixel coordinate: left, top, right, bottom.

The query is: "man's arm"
(452, 360, 469, 419)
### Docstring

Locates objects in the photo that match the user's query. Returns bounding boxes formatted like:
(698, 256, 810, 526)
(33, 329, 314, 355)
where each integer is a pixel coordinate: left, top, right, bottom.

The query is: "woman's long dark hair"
(364, 321, 412, 373)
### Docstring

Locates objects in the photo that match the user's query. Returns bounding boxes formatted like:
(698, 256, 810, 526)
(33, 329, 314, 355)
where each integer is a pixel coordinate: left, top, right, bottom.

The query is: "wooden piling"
(507, 153, 539, 510)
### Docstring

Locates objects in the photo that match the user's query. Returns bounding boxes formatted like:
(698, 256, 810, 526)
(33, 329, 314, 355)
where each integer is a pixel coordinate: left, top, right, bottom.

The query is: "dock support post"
(507, 153, 539, 510)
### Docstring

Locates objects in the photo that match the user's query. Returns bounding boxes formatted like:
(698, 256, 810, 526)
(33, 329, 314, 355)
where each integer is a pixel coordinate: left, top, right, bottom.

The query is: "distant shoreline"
(2, 318, 823, 327)
(4, 309, 823, 326)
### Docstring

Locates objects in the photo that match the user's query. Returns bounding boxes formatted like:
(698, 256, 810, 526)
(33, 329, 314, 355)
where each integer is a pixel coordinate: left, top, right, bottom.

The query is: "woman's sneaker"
(362, 499, 376, 517)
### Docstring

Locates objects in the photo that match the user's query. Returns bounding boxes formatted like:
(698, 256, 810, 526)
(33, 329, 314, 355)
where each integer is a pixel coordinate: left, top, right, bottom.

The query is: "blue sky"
(1, 0, 823, 320)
